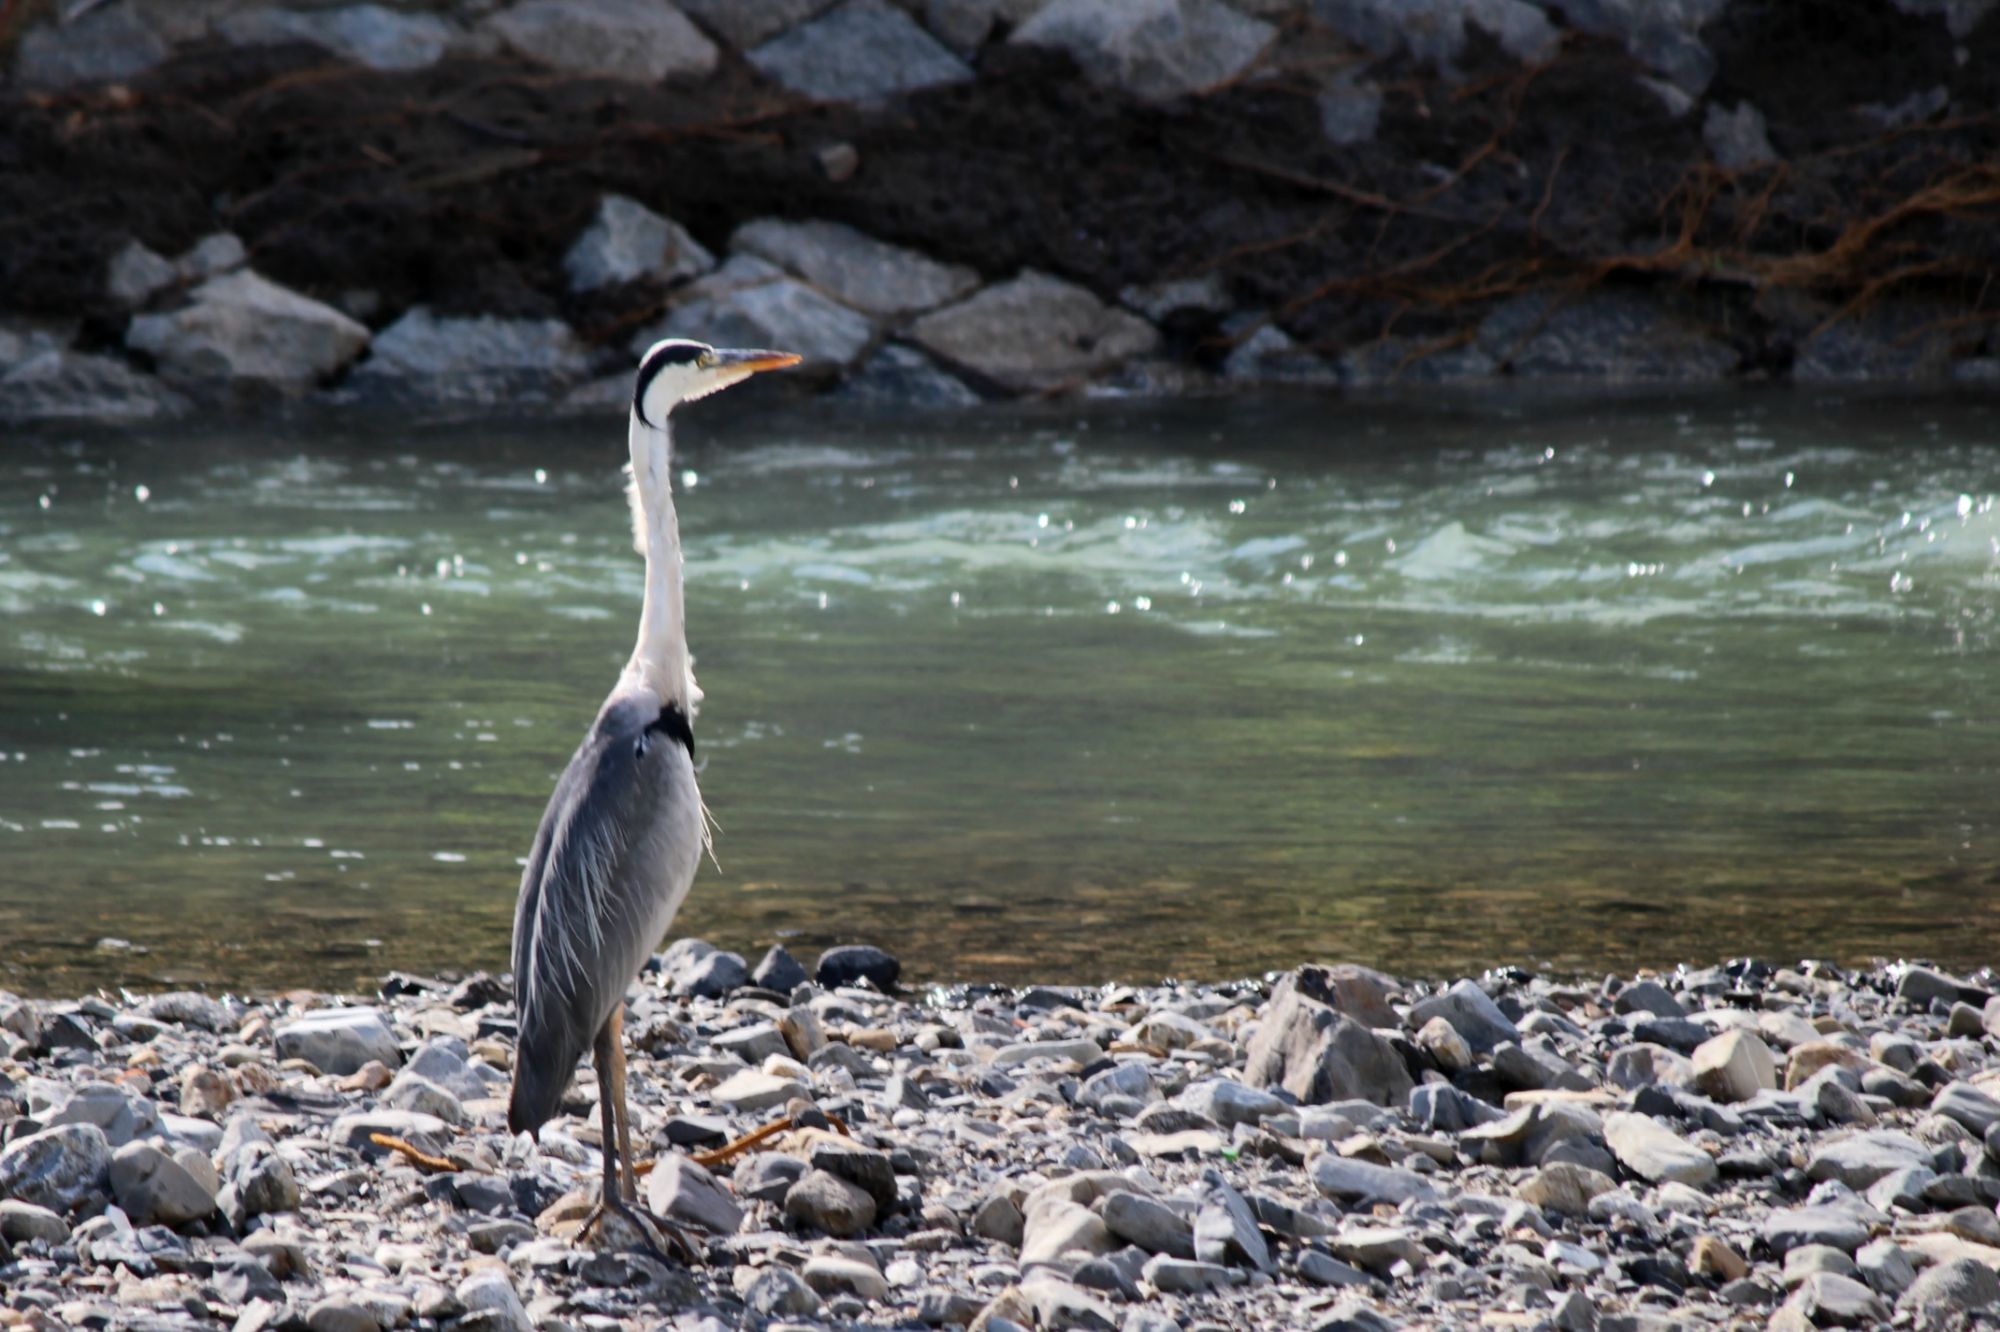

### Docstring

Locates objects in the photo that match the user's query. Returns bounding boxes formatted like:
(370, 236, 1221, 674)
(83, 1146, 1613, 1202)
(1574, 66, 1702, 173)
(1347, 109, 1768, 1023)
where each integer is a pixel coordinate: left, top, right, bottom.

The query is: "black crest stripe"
(633, 341, 706, 427)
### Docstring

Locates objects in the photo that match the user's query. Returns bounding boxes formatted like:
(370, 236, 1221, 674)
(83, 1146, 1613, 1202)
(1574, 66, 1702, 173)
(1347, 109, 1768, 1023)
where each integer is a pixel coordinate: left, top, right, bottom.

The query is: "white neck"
(624, 411, 701, 711)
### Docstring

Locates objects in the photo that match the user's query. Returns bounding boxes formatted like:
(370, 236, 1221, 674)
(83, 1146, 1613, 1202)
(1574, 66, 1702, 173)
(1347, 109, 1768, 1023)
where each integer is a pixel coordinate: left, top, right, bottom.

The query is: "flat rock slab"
(275, 1007, 402, 1075)
(640, 256, 875, 373)
(1012, 0, 1275, 101)
(127, 271, 369, 395)
(483, 0, 718, 83)
(565, 194, 715, 292)
(749, 0, 971, 101)
(1603, 1110, 1718, 1188)
(732, 218, 977, 318)
(218, 5, 467, 72)
(910, 271, 1159, 393)
(0, 1124, 111, 1213)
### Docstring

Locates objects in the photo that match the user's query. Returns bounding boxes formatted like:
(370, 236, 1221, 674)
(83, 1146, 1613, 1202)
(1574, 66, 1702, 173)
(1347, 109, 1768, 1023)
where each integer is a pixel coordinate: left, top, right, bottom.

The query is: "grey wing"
(507, 685, 691, 1135)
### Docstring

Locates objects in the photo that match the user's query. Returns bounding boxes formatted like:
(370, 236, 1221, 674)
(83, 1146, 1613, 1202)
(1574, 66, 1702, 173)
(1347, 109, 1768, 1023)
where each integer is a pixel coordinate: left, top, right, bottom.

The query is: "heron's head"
(633, 339, 802, 427)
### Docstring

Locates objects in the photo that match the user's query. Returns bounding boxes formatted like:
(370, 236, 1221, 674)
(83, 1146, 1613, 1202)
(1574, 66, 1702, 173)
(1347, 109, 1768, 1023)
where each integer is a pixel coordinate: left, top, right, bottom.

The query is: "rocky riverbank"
(7, 951, 2000, 1331)
(3, 0, 1999, 424)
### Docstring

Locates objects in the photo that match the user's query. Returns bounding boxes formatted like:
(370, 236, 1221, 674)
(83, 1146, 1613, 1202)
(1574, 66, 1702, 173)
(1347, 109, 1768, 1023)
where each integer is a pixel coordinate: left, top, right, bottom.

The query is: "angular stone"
(1141, 1253, 1233, 1294)
(1690, 1030, 1778, 1104)
(1096, 1190, 1194, 1258)
(1195, 1175, 1272, 1273)
(14, 5, 170, 90)
(0, 1199, 69, 1246)
(218, 5, 466, 72)
(330, 1109, 449, 1154)
(733, 218, 977, 318)
(565, 195, 715, 293)
(1175, 1077, 1288, 1128)
(644, 1154, 743, 1234)
(1516, 1163, 1616, 1217)
(108, 241, 177, 307)
(456, 1270, 532, 1332)
(910, 271, 1160, 393)
(677, 0, 837, 48)
(1900, 1255, 2000, 1317)
(1691, 1234, 1748, 1281)
(784, 1168, 876, 1236)
(42, 1081, 158, 1146)
(1785, 1271, 1887, 1326)
(640, 255, 875, 373)
(1764, 1204, 1872, 1256)
(802, 1253, 889, 1301)
(1807, 1131, 1933, 1190)
(1607, 1043, 1696, 1091)
(1933, 1082, 2000, 1136)
(711, 1069, 807, 1114)
(1603, 1111, 1717, 1188)
(484, 0, 718, 82)
(1243, 970, 1414, 1107)
(714, 1022, 789, 1065)
(0, 1125, 110, 1213)
(127, 271, 369, 396)
(1614, 979, 1687, 1019)
(744, 1264, 823, 1317)
(1409, 979, 1520, 1055)
(274, 1007, 401, 1075)
(837, 342, 981, 406)
(0, 350, 189, 424)
(990, 1037, 1104, 1069)
(1705, 101, 1778, 171)
(108, 1140, 217, 1227)
(354, 307, 590, 404)
(1312, 1156, 1437, 1207)
(1330, 1223, 1427, 1273)
(1011, 0, 1274, 100)
(749, 0, 972, 101)
(754, 945, 811, 994)
(737, 1151, 807, 1203)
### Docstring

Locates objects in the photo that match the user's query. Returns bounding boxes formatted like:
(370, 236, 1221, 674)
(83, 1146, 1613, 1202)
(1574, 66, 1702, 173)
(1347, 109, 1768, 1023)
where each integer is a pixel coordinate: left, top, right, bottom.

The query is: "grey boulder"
(218, 5, 468, 72)
(732, 218, 977, 318)
(1012, 0, 1275, 101)
(638, 255, 875, 373)
(565, 194, 715, 293)
(909, 270, 1160, 393)
(108, 1141, 218, 1227)
(1408, 978, 1520, 1054)
(0, 1124, 111, 1213)
(274, 1006, 402, 1075)
(483, 0, 718, 83)
(126, 271, 370, 396)
(1243, 969, 1413, 1107)
(749, 0, 971, 101)
(14, 5, 171, 90)
(353, 307, 591, 403)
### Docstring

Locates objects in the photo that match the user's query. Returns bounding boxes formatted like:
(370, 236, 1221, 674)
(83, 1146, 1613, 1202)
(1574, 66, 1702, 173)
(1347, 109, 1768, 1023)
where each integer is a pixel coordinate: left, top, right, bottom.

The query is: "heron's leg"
(605, 1002, 638, 1203)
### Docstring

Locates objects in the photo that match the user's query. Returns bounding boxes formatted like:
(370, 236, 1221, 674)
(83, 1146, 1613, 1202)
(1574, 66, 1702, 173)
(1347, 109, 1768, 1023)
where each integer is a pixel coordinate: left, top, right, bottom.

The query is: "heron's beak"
(684, 347, 803, 402)
(707, 348, 803, 374)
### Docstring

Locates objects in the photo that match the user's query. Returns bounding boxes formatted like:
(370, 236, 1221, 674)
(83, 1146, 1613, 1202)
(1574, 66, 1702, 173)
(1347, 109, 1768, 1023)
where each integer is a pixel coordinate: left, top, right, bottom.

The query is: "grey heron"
(506, 338, 800, 1249)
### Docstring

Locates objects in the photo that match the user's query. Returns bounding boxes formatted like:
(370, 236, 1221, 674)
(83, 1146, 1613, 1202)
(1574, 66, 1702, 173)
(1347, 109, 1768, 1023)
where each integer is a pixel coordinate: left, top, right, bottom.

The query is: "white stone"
(354, 307, 591, 402)
(108, 242, 177, 307)
(1602, 1111, 1718, 1188)
(710, 1068, 807, 1113)
(455, 1271, 531, 1332)
(15, 6, 171, 90)
(731, 218, 977, 317)
(564, 195, 715, 292)
(126, 270, 370, 394)
(1012, 0, 1274, 100)
(910, 270, 1159, 393)
(749, 0, 972, 101)
(484, 0, 718, 83)
(643, 1155, 744, 1235)
(1691, 1029, 1777, 1104)
(637, 255, 875, 371)
(217, 6, 467, 72)
(274, 1007, 402, 1075)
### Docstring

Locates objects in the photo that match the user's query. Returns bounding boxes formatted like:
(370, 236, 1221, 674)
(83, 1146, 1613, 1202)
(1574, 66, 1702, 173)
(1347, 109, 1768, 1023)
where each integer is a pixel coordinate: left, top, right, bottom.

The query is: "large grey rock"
(455, 1271, 532, 1332)
(1541, 0, 1726, 92)
(1195, 1175, 1273, 1273)
(637, 255, 875, 372)
(1807, 1131, 1933, 1190)
(1515, 1162, 1615, 1216)
(108, 1140, 217, 1227)
(1899, 1256, 2000, 1317)
(354, 307, 590, 403)
(1221, 322, 1341, 386)
(1932, 1082, 2000, 1135)
(910, 270, 1160, 393)
(1314, 0, 1558, 71)
(274, 1006, 402, 1075)
(1785, 1272, 1889, 1326)
(784, 1168, 877, 1236)
(217, 6, 467, 71)
(1243, 970, 1413, 1107)
(644, 1155, 744, 1234)
(1764, 1204, 1872, 1255)
(1010, 0, 1275, 100)
(127, 271, 370, 395)
(1689, 1029, 1778, 1104)
(1175, 1077, 1289, 1128)
(41, 1081, 159, 1147)
(229, 1144, 301, 1217)
(1096, 1190, 1194, 1258)
(677, 0, 838, 48)
(565, 195, 715, 293)
(1602, 1111, 1717, 1188)
(1409, 978, 1519, 1055)
(401, 1036, 507, 1102)
(749, 0, 972, 101)
(733, 218, 978, 317)
(744, 1265, 823, 1317)
(383, 1071, 465, 1125)
(484, 0, 718, 83)
(0, 1125, 111, 1212)
(711, 1069, 807, 1113)
(14, 6, 171, 90)
(1312, 1155, 1437, 1206)
(1478, 291, 1737, 382)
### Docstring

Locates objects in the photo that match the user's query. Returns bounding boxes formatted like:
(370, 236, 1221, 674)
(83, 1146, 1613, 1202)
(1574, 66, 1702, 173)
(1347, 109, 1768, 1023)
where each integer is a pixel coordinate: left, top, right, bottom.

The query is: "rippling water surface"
(3, 389, 1997, 994)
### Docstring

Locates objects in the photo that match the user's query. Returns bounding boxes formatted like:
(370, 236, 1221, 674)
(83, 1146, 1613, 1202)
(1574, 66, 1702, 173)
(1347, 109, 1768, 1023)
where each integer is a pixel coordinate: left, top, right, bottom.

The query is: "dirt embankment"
(2, 0, 1997, 387)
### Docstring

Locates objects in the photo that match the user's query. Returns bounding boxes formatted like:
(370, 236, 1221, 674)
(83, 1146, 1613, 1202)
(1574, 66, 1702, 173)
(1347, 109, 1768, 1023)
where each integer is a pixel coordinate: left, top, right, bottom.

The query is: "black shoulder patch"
(645, 702, 695, 757)
(633, 340, 708, 427)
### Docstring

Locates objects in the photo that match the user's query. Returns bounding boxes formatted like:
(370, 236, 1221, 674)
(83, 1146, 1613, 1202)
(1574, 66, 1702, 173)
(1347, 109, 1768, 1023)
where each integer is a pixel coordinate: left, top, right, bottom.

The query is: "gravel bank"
(6, 951, 2000, 1331)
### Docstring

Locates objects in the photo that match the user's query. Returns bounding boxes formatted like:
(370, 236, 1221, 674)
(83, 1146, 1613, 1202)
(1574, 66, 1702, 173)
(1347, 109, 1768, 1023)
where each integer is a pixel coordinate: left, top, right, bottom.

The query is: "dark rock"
(815, 945, 900, 991)
(752, 946, 810, 993)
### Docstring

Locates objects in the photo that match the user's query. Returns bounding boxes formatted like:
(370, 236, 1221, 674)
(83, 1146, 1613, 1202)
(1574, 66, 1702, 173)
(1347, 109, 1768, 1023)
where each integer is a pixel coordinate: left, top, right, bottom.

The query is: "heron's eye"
(696, 351, 715, 370)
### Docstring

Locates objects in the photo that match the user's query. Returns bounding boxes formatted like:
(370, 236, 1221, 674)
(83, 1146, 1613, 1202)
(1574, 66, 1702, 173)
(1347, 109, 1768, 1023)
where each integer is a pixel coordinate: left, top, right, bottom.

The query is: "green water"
(2, 389, 1997, 996)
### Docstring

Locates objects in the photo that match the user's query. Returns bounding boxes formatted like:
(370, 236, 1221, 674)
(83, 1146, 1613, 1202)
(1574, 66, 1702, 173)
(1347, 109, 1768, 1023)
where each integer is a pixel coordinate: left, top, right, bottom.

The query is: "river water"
(2, 389, 1996, 995)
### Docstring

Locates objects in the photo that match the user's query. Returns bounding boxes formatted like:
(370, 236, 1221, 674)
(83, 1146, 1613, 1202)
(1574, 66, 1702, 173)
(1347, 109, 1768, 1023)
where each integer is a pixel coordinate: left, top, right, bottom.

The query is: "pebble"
(783, 1168, 877, 1237)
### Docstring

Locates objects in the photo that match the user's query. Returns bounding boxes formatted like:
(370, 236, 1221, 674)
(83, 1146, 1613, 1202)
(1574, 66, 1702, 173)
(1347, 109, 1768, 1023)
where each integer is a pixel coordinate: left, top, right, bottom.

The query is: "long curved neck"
(624, 411, 700, 711)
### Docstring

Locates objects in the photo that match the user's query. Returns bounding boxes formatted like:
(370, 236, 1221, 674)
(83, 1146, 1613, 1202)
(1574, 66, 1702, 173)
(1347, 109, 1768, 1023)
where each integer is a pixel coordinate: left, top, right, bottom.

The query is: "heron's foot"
(577, 1193, 701, 1266)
